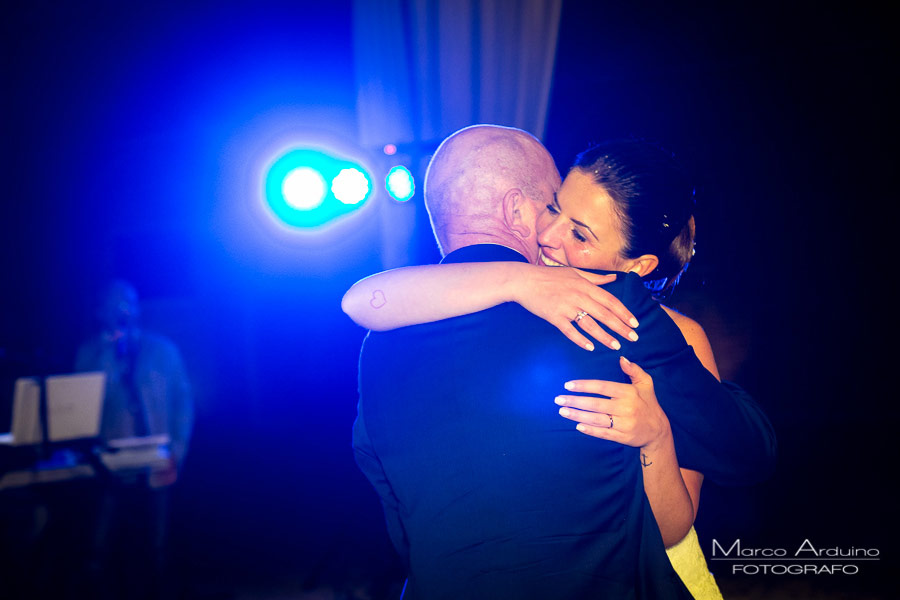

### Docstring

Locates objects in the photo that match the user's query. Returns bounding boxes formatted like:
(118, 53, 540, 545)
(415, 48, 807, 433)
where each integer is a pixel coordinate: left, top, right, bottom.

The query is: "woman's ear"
(623, 254, 659, 277)
(502, 188, 533, 240)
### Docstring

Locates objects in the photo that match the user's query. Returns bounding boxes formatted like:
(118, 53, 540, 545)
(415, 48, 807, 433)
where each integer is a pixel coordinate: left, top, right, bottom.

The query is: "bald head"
(424, 125, 560, 261)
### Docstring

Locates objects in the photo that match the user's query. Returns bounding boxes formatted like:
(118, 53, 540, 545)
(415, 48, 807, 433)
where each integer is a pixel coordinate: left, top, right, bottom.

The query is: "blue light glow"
(386, 165, 415, 202)
(264, 148, 373, 228)
(332, 168, 370, 205)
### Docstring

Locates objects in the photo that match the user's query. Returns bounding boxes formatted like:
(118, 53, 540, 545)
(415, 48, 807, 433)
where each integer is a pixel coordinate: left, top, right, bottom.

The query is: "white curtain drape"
(353, 0, 562, 267)
(354, 0, 563, 147)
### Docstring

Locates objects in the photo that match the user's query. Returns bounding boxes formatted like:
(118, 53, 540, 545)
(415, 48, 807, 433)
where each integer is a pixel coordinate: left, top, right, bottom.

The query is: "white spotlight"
(282, 167, 327, 210)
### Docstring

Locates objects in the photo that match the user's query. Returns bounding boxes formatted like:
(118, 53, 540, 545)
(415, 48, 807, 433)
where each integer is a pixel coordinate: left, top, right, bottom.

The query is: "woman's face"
(536, 169, 630, 271)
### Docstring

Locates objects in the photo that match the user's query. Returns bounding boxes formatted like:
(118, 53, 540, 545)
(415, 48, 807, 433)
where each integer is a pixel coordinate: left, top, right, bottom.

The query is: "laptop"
(0, 377, 42, 446)
(44, 372, 106, 442)
(0, 372, 106, 445)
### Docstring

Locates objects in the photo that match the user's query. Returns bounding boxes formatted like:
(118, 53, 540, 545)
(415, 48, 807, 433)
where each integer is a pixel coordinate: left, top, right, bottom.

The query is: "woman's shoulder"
(659, 305, 705, 340)
(660, 305, 720, 379)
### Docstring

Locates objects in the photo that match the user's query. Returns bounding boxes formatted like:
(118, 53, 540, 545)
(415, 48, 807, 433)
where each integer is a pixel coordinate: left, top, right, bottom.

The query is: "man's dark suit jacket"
(353, 244, 775, 599)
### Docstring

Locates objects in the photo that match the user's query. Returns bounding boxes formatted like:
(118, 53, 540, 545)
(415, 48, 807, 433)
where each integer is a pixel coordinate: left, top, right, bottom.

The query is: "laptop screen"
(44, 372, 106, 442)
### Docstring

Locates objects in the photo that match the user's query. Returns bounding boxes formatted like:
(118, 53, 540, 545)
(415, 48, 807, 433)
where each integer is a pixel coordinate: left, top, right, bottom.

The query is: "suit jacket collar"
(441, 244, 529, 265)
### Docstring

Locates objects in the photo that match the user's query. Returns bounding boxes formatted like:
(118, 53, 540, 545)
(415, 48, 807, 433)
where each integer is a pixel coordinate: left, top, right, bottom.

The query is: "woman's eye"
(572, 229, 587, 243)
(545, 203, 559, 215)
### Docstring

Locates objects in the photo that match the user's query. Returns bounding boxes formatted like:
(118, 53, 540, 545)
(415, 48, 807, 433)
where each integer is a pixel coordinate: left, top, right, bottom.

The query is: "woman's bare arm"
(342, 262, 639, 350)
(640, 427, 704, 546)
(647, 309, 719, 543)
(342, 263, 524, 330)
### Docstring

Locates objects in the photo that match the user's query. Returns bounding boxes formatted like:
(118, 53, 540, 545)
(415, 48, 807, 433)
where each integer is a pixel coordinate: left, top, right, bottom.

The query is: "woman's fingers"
(557, 406, 632, 430)
(556, 401, 643, 446)
(557, 310, 621, 351)
(572, 423, 629, 442)
(585, 288, 638, 342)
(572, 314, 621, 350)
(564, 299, 635, 351)
(562, 379, 632, 398)
(553, 397, 635, 443)
(619, 355, 652, 385)
(575, 295, 638, 343)
(555, 394, 618, 415)
(521, 266, 639, 349)
(568, 267, 639, 338)
(583, 281, 639, 330)
(555, 320, 597, 352)
(556, 361, 667, 448)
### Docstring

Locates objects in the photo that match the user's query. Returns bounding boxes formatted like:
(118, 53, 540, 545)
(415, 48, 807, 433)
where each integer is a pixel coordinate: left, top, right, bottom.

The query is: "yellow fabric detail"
(666, 526, 724, 600)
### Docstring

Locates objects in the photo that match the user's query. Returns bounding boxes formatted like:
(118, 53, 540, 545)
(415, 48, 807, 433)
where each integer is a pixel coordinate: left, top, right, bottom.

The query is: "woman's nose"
(537, 216, 562, 248)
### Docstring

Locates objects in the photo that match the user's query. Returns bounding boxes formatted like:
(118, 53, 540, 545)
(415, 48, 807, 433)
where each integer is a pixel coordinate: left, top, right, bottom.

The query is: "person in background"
(75, 279, 193, 600)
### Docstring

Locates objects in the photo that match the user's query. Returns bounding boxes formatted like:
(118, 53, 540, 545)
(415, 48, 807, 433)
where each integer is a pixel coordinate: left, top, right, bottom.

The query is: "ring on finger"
(605, 413, 614, 429)
(574, 310, 588, 323)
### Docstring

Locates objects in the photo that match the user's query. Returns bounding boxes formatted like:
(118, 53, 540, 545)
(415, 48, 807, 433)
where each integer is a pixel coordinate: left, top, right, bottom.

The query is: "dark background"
(1, 1, 896, 598)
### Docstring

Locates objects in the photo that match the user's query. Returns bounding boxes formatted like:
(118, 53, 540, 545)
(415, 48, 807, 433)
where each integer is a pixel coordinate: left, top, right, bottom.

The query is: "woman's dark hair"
(572, 139, 696, 300)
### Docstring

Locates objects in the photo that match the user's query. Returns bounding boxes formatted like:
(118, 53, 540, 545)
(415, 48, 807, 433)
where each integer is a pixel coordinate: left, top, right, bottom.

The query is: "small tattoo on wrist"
(641, 453, 653, 467)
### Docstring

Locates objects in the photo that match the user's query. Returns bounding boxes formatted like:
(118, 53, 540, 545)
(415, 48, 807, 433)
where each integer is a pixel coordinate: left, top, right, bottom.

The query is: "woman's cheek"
(573, 246, 595, 268)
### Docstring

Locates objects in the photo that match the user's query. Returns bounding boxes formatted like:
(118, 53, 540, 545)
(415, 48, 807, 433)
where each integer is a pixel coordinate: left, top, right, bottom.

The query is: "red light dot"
(383, 144, 397, 156)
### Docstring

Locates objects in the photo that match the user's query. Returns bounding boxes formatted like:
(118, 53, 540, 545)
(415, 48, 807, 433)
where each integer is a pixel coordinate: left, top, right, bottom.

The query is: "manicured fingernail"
(584, 341, 594, 351)
(564, 382, 575, 391)
(629, 317, 639, 328)
(628, 331, 639, 341)
(576, 424, 587, 432)
(559, 408, 570, 417)
(554, 396, 565, 405)
(621, 356, 631, 364)
(610, 340, 621, 350)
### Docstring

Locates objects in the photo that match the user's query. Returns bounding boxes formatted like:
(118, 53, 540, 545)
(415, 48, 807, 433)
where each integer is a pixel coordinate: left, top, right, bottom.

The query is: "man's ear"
(622, 254, 659, 277)
(502, 188, 532, 240)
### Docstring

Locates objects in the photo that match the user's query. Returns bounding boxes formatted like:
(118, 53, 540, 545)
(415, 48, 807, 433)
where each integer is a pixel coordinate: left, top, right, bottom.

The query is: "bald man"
(421, 125, 557, 264)
(352, 125, 768, 599)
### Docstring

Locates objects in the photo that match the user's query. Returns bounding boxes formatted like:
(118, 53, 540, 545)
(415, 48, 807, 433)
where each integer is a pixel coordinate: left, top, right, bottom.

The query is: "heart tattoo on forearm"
(370, 289, 386, 309)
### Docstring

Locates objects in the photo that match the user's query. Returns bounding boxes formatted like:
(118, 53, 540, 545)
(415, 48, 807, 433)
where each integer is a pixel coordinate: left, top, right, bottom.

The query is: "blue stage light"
(264, 149, 373, 228)
(332, 168, 370, 205)
(386, 165, 415, 202)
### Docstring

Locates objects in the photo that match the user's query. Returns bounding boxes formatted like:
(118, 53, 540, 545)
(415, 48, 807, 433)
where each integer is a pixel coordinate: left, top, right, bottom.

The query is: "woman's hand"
(508, 265, 639, 351)
(553, 356, 671, 448)
(555, 356, 704, 547)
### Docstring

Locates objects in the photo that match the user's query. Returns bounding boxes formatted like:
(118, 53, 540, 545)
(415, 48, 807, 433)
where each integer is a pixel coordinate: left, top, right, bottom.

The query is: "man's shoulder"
(361, 301, 548, 350)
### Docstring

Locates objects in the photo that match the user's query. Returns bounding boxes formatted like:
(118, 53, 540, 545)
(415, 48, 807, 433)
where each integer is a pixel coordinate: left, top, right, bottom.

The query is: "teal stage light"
(385, 165, 415, 202)
(265, 149, 372, 228)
